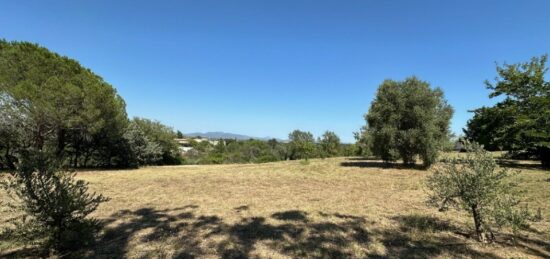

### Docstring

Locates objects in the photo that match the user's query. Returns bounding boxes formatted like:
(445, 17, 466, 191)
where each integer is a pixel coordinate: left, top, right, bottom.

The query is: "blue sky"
(1, 1, 549, 142)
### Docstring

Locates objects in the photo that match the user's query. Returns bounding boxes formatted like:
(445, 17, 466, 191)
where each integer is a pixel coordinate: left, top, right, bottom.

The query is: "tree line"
(181, 130, 356, 164)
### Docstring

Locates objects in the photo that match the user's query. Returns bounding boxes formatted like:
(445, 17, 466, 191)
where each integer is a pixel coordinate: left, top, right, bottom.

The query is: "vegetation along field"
(2, 157, 548, 258)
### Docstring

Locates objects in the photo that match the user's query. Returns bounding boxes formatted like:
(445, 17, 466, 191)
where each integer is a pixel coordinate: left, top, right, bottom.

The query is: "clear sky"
(1, 1, 549, 142)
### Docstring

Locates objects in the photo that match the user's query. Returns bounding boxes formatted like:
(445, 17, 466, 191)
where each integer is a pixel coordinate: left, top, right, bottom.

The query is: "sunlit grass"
(1, 157, 548, 258)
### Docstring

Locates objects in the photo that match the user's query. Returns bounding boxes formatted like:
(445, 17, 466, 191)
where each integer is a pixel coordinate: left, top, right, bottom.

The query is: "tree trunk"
(4, 144, 16, 170)
(539, 147, 550, 168)
(56, 128, 66, 158)
(471, 205, 493, 243)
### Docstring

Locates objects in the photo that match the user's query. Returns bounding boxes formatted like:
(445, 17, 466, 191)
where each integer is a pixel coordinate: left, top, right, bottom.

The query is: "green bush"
(426, 142, 531, 243)
(1, 149, 108, 252)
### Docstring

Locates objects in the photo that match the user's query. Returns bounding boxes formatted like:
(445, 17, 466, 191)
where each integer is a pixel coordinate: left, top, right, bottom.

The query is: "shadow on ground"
(86, 208, 549, 258)
(3, 207, 548, 258)
(495, 159, 547, 171)
(341, 158, 548, 171)
(340, 159, 427, 170)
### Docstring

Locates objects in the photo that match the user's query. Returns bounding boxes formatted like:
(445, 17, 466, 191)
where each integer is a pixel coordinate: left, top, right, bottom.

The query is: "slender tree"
(426, 142, 530, 243)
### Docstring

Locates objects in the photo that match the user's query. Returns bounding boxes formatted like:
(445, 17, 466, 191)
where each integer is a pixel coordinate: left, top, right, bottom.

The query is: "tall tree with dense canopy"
(288, 130, 316, 160)
(363, 77, 453, 167)
(0, 40, 112, 253)
(465, 55, 550, 167)
(318, 131, 341, 158)
(0, 40, 129, 168)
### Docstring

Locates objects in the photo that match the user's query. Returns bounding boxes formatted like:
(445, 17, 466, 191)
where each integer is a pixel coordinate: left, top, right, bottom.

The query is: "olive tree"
(426, 142, 530, 243)
(363, 77, 453, 167)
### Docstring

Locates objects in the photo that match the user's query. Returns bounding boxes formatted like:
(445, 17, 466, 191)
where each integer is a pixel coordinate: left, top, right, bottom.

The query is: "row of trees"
(357, 54, 549, 168)
(181, 130, 356, 164)
(0, 40, 181, 170)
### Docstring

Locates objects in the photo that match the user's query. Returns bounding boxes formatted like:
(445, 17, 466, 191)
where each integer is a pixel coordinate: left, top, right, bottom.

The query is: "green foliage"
(0, 40, 129, 168)
(129, 117, 181, 165)
(426, 143, 530, 242)
(318, 131, 341, 158)
(465, 55, 550, 167)
(0, 92, 30, 169)
(354, 128, 372, 157)
(288, 130, 316, 160)
(363, 77, 453, 167)
(463, 106, 511, 151)
(0, 149, 108, 252)
(123, 121, 163, 167)
(183, 138, 288, 164)
(339, 143, 358, 157)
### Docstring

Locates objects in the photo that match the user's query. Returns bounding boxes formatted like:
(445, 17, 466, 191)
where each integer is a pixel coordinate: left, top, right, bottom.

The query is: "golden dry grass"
(1, 157, 549, 258)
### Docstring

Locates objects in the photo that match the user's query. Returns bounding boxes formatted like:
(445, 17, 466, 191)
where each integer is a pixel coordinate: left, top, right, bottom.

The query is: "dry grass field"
(1, 157, 549, 258)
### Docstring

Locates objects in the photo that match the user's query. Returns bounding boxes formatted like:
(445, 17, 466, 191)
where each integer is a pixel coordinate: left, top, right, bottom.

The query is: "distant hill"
(186, 132, 284, 141)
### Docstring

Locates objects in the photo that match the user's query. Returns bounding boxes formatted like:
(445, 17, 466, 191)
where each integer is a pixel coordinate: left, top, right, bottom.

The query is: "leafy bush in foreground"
(426, 143, 531, 243)
(1, 150, 108, 253)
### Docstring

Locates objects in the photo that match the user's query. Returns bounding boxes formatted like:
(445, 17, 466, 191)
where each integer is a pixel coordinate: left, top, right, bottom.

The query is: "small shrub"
(1, 149, 109, 252)
(426, 142, 531, 243)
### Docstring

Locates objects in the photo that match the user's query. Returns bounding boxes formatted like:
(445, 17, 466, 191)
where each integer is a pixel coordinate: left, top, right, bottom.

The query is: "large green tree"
(0, 40, 129, 168)
(463, 106, 511, 151)
(288, 130, 316, 160)
(318, 131, 341, 158)
(465, 55, 550, 167)
(363, 77, 453, 167)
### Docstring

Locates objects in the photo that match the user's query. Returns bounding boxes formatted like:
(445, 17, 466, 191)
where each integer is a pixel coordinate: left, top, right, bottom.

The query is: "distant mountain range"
(185, 132, 285, 141)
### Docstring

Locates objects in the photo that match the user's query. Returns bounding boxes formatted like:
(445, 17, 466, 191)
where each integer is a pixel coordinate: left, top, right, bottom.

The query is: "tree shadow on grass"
(495, 159, 547, 171)
(340, 160, 427, 171)
(73, 208, 520, 258)
(385, 214, 550, 258)
(3, 207, 546, 258)
(494, 233, 550, 258)
(0, 246, 46, 259)
(373, 214, 502, 259)
(6, 207, 544, 258)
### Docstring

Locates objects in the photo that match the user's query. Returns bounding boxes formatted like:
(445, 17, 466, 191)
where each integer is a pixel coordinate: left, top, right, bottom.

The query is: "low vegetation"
(1, 150, 108, 253)
(181, 132, 355, 165)
(427, 143, 531, 243)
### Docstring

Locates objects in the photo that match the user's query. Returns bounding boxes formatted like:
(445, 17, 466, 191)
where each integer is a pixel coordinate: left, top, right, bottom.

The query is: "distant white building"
(174, 138, 219, 154)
